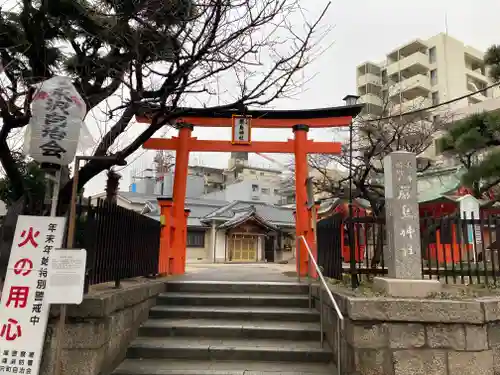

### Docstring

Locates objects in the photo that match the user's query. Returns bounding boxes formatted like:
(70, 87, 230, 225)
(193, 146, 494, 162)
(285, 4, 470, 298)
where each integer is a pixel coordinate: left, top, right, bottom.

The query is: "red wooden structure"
(137, 105, 363, 276)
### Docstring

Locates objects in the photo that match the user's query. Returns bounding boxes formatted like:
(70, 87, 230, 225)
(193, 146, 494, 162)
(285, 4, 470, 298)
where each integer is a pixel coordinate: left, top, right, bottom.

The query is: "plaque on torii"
(231, 115, 252, 145)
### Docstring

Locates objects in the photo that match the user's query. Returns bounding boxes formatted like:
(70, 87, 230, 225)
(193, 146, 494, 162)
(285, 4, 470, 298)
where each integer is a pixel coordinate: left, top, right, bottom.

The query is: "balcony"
(360, 93, 383, 107)
(466, 69, 488, 84)
(386, 52, 429, 77)
(391, 97, 432, 115)
(468, 91, 488, 103)
(357, 73, 382, 88)
(389, 74, 431, 100)
(467, 80, 489, 102)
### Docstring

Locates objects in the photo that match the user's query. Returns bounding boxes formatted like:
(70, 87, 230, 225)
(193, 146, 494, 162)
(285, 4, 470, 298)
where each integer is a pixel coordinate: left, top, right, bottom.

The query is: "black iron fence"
(317, 212, 500, 287)
(75, 198, 161, 288)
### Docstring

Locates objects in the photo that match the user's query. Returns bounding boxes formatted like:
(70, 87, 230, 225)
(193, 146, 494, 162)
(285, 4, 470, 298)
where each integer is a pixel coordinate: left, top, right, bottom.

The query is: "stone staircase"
(113, 280, 335, 375)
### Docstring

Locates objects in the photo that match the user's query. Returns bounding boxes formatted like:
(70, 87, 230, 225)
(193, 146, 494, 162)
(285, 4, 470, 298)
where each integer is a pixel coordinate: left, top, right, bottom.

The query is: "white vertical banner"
(0, 216, 66, 375)
(459, 195, 481, 244)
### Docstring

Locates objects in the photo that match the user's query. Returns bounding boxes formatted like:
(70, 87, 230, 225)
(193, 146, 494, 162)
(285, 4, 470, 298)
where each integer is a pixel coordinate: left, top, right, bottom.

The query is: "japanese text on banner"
(0, 216, 66, 375)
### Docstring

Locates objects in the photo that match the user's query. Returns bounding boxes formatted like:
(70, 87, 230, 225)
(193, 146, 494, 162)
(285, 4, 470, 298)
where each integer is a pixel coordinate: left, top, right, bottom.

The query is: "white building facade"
(356, 33, 500, 118)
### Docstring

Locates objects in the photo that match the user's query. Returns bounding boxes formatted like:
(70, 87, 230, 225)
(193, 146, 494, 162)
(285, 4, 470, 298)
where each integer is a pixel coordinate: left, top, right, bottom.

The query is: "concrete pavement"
(183, 262, 299, 282)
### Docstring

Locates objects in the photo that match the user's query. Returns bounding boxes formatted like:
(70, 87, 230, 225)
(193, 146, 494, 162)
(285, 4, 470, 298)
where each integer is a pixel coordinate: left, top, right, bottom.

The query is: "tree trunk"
(0, 197, 26, 283)
(105, 169, 121, 204)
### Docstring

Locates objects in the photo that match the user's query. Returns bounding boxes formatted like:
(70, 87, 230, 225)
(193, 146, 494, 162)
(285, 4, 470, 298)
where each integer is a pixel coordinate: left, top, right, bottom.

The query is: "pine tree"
(438, 112, 500, 198)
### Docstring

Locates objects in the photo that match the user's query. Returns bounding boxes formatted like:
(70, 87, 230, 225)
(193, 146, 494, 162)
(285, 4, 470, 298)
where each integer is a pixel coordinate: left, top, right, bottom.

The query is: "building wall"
(154, 172, 206, 197)
(202, 180, 282, 204)
(419, 98, 500, 161)
(186, 229, 212, 261)
(428, 34, 468, 110)
(214, 230, 227, 262)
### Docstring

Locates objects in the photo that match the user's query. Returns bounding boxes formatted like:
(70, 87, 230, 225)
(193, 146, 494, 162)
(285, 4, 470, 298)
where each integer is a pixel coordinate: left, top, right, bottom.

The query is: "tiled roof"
(116, 191, 158, 204)
(217, 210, 278, 231)
(146, 216, 209, 228)
(143, 196, 229, 217)
(205, 201, 295, 225)
(127, 191, 294, 229)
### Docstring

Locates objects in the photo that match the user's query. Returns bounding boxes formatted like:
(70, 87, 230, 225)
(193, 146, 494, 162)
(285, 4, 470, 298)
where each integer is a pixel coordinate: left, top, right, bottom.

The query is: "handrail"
(298, 235, 343, 375)
(298, 235, 344, 325)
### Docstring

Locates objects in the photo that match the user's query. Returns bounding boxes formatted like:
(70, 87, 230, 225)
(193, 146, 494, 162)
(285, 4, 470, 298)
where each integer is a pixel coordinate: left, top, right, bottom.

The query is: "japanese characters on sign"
(23, 76, 86, 166)
(393, 160, 418, 258)
(231, 115, 252, 145)
(0, 216, 66, 375)
(383, 152, 422, 279)
(46, 249, 87, 305)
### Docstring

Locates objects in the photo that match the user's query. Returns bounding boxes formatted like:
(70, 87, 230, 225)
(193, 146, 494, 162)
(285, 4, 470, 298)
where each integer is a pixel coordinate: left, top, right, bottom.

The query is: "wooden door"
(229, 234, 258, 262)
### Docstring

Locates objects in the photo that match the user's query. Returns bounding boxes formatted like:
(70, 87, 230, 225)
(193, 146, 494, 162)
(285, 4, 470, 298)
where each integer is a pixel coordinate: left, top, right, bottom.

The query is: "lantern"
(24, 76, 86, 166)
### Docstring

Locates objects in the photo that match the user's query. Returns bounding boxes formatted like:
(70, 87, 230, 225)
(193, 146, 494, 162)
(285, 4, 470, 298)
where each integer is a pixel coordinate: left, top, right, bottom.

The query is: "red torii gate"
(137, 105, 362, 277)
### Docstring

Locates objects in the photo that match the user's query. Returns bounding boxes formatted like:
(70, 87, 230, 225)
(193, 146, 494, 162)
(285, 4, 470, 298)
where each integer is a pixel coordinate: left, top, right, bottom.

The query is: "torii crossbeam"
(137, 104, 363, 277)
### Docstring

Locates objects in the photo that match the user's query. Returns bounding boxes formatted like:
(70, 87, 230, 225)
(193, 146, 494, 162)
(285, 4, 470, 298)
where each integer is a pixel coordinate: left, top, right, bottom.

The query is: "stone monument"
(373, 151, 441, 297)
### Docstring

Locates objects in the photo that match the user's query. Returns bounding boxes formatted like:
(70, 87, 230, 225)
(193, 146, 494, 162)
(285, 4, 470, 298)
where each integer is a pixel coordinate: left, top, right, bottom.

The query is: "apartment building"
(356, 33, 499, 119)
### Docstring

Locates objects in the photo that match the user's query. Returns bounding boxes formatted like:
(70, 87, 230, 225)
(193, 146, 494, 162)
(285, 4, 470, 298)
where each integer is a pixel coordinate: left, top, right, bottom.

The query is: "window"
(261, 188, 270, 195)
(260, 172, 265, 176)
(429, 47, 436, 64)
(274, 189, 280, 196)
(430, 69, 438, 86)
(381, 69, 388, 85)
(252, 184, 259, 192)
(187, 230, 205, 248)
(432, 91, 439, 105)
(433, 138, 442, 154)
(250, 170, 256, 175)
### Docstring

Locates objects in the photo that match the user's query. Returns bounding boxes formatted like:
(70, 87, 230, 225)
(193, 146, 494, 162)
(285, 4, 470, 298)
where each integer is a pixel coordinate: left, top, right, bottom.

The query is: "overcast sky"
(83, 0, 500, 196)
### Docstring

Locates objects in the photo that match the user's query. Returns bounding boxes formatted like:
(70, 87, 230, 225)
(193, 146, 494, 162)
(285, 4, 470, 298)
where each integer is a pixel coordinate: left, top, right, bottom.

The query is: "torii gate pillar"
(170, 123, 193, 275)
(293, 124, 314, 277)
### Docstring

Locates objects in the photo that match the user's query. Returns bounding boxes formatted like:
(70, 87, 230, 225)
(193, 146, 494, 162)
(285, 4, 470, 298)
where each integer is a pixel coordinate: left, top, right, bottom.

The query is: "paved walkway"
(182, 262, 300, 282)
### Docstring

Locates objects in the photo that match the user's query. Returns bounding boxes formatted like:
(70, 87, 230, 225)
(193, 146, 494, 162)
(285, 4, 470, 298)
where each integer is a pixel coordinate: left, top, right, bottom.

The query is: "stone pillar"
(384, 151, 421, 279)
(374, 151, 441, 297)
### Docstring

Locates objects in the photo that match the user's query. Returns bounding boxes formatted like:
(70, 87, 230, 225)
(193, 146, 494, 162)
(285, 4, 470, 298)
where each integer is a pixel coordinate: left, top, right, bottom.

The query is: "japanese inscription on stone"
(383, 152, 422, 279)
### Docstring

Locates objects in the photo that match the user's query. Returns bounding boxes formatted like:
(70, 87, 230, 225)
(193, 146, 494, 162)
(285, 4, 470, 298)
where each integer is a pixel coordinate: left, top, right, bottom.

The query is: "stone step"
(165, 281, 309, 295)
(157, 292, 310, 308)
(139, 319, 321, 341)
(149, 306, 319, 322)
(126, 337, 332, 363)
(113, 359, 336, 375)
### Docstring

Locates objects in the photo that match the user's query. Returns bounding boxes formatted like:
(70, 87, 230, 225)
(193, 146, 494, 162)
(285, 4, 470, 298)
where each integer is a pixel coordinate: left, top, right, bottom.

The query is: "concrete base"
(373, 277, 442, 298)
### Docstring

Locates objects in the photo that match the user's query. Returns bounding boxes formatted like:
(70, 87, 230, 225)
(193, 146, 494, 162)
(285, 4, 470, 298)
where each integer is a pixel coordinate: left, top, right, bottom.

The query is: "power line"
(367, 80, 500, 122)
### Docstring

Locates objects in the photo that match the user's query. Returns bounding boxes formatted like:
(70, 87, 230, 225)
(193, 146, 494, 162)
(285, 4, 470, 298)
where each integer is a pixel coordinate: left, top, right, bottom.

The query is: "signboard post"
(231, 115, 252, 145)
(0, 216, 66, 375)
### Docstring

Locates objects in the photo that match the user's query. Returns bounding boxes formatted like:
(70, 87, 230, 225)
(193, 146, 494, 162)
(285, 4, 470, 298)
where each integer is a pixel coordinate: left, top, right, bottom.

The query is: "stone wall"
(312, 284, 500, 375)
(40, 278, 166, 375)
